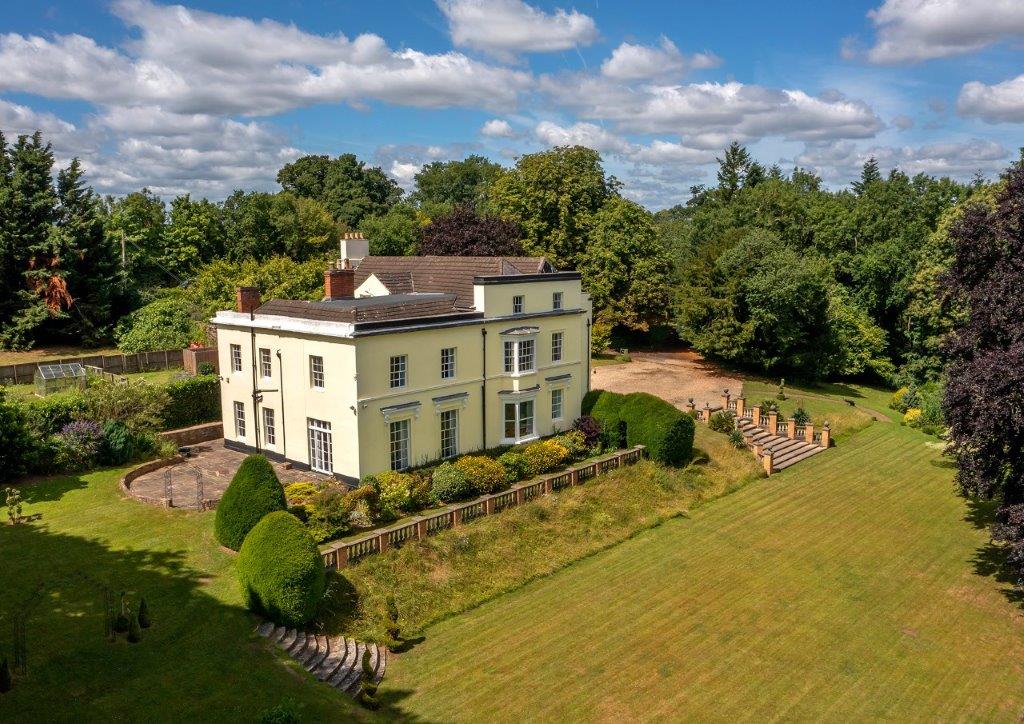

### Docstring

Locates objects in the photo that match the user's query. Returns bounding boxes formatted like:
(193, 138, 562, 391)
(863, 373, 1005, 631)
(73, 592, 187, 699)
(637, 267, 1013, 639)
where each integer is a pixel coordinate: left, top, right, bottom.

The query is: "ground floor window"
(503, 399, 535, 442)
(233, 401, 245, 438)
(262, 407, 276, 446)
(308, 418, 332, 474)
(551, 388, 564, 421)
(440, 409, 458, 458)
(390, 419, 411, 470)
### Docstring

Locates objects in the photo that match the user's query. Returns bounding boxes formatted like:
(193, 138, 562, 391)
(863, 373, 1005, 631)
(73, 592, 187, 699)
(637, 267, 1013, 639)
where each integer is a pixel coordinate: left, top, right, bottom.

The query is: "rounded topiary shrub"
(431, 462, 473, 503)
(619, 392, 695, 466)
(237, 511, 326, 627)
(588, 390, 628, 449)
(215, 455, 287, 551)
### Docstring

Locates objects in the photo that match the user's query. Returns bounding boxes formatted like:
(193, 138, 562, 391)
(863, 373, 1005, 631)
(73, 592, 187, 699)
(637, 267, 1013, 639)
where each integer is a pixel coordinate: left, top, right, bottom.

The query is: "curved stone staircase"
(256, 621, 386, 697)
(736, 417, 824, 471)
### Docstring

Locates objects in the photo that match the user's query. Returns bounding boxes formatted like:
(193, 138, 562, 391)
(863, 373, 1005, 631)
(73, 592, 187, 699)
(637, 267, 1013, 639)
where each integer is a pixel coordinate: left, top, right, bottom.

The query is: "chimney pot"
(236, 286, 261, 314)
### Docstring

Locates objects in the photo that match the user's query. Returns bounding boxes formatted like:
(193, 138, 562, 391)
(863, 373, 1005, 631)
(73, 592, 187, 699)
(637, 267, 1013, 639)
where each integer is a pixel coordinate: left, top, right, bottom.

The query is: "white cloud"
(533, 121, 632, 154)
(957, 74, 1024, 123)
(0, 0, 532, 116)
(630, 140, 717, 166)
(480, 119, 517, 138)
(796, 138, 1009, 182)
(859, 0, 1024, 64)
(891, 114, 914, 130)
(0, 98, 77, 137)
(437, 0, 597, 61)
(374, 142, 482, 191)
(600, 37, 720, 81)
(543, 76, 884, 145)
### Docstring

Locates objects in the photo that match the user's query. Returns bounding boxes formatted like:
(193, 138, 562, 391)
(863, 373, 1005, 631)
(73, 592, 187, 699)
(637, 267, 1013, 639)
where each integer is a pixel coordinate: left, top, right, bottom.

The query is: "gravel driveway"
(591, 350, 742, 411)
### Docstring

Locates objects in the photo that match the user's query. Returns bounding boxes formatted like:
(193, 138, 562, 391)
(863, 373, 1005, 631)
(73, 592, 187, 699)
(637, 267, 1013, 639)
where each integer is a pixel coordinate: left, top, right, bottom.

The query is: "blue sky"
(2, 0, 1023, 207)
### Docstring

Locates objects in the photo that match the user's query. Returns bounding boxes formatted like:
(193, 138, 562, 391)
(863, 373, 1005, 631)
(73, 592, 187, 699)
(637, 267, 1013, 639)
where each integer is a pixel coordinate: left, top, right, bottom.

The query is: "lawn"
(0, 467, 368, 721)
(0, 345, 122, 366)
(3, 368, 184, 402)
(740, 379, 883, 440)
(378, 396, 1024, 721)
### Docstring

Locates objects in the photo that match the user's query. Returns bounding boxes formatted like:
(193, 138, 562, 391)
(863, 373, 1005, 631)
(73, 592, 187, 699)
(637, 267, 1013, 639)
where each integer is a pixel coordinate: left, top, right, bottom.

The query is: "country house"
(211, 234, 593, 483)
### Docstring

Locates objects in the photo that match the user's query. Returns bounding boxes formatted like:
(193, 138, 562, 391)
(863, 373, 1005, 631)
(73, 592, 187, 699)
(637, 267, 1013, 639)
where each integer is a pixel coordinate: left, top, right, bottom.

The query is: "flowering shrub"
(903, 408, 923, 427)
(455, 455, 507, 494)
(890, 386, 910, 413)
(283, 482, 320, 505)
(431, 462, 473, 503)
(375, 471, 416, 521)
(56, 420, 104, 471)
(496, 451, 530, 483)
(522, 439, 569, 476)
(552, 430, 589, 459)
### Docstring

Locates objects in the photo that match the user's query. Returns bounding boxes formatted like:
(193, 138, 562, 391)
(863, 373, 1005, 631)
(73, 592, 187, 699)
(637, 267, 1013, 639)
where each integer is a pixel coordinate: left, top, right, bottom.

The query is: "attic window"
(513, 295, 524, 314)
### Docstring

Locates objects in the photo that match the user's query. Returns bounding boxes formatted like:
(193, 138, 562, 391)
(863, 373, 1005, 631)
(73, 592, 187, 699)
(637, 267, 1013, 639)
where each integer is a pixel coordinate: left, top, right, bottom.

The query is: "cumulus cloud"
(374, 142, 482, 191)
(0, 0, 532, 116)
(796, 138, 1009, 182)
(480, 119, 517, 138)
(891, 114, 914, 130)
(957, 74, 1024, 123)
(630, 140, 717, 166)
(858, 0, 1024, 64)
(533, 121, 632, 154)
(600, 38, 720, 81)
(543, 75, 884, 145)
(437, 0, 597, 61)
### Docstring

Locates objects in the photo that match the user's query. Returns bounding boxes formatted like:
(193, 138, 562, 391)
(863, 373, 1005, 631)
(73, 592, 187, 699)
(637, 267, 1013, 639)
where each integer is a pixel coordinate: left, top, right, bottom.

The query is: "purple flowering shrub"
(56, 420, 104, 471)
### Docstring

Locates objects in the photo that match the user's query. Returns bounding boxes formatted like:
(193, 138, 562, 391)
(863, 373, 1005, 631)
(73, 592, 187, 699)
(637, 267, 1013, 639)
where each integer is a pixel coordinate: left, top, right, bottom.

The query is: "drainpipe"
(585, 317, 592, 393)
(250, 310, 261, 454)
(481, 328, 488, 450)
(276, 349, 287, 460)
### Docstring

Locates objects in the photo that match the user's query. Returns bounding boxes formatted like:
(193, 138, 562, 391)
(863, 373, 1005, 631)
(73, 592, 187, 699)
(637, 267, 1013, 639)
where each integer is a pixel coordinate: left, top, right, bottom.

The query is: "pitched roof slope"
(354, 256, 551, 308)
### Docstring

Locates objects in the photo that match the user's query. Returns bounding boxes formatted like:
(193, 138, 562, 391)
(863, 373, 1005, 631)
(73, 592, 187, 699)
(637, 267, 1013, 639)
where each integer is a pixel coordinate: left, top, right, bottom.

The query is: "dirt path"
(592, 350, 741, 411)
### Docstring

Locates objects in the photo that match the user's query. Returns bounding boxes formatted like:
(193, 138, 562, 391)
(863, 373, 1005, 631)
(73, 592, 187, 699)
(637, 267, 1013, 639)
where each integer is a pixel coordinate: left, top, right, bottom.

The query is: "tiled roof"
(371, 271, 414, 294)
(354, 256, 551, 308)
(256, 294, 461, 324)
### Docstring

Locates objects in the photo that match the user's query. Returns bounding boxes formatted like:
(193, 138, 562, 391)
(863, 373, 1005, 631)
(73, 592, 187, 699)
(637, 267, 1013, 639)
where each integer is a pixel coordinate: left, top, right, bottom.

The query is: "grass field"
(379, 402, 1024, 720)
(3, 368, 184, 401)
(0, 467, 366, 722)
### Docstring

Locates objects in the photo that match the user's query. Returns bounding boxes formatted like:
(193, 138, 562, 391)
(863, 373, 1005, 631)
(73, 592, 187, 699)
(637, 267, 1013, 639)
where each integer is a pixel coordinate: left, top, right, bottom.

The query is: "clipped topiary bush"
(586, 390, 628, 449)
(100, 421, 135, 465)
(455, 455, 507, 495)
(431, 462, 473, 502)
(496, 451, 530, 483)
(619, 392, 695, 466)
(237, 511, 326, 627)
(215, 455, 287, 551)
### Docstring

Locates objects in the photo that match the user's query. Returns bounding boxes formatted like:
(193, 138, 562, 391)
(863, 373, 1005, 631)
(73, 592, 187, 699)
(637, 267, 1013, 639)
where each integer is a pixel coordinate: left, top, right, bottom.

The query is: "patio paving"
(128, 439, 336, 509)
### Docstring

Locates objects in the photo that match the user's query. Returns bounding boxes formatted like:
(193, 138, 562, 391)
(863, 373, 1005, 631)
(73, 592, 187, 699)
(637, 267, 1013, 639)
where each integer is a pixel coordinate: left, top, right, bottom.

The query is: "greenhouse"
(34, 362, 87, 397)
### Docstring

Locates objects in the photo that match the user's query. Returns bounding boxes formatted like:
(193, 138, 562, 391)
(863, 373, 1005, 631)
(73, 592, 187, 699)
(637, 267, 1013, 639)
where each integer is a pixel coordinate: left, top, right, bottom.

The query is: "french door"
(307, 418, 333, 474)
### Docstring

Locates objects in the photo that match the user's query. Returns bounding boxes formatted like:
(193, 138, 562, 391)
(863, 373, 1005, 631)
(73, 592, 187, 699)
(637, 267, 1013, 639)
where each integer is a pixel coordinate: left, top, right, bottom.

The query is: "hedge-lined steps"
(736, 417, 824, 471)
(256, 621, 386, 696)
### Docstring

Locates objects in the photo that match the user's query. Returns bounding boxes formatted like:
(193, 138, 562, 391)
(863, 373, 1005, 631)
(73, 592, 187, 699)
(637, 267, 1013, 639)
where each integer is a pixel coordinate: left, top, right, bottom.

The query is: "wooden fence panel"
(0, 348, 186, 385)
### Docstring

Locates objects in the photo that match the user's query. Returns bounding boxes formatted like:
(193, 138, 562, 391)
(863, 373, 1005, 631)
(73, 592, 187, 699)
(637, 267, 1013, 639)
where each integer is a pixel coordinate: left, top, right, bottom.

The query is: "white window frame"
(309, 355, 324, 389)
(389, 418, 411, 470)
(262, 407, 276, 446)
(551, 388, 564, 422)
(513, 295, 524, 314)
(259, 348, 272, 379)
(502, 336, 537, 376)
(440, 409, 458, 459)
(441, 347, 456, 380)
(230, 344, 242, 373)
(233, 401, 246, 439)
(390, 354, 407, 389)
(308, 418, 333, 474)
(552, 291, 563, 310)
(551, 331, 563, 362)
(502, 399, 536, 443)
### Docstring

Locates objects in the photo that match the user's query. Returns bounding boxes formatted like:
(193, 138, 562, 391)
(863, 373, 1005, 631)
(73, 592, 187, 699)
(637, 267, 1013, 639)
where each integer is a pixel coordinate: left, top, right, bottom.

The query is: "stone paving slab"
(128, 439, 335, 509)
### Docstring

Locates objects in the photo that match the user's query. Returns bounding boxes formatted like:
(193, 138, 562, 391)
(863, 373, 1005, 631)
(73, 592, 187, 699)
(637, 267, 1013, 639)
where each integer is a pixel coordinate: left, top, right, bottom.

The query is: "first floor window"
(390, 354, 407, 388)
(504, 340, 515, 373)
(504, 338, 537, 374)
(551, 331, 563, 362)
(440, 409, 458, 458)
(262, 407, 276, 446)
(260, 348, 272, 379)
(551, 388, 564, 420)
(308, 418, 332, 474)
(390, 419, 410, 470)
(503, 400, 535, 441)
(230, 344, 242, 372)
(233, 401, 246, 438)
(310, 355, 324, 388)
(441, 347, 456, 379)
(518, 339, 535, 373)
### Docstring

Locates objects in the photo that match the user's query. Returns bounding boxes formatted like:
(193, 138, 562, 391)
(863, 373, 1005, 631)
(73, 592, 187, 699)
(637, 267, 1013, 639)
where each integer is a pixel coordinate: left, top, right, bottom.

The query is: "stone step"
(256, 621, 276, 637)
(314, 636, 348, 682)
(373, 645, 387, 685)
(301, 634, 327, 670)
(765, 438, 804, 455)
(288, 631, 309, 657)
(328, 639, 360, 688)
(775, 446, 824, 470)
(336, 642, 366, 694)
(772, 445, 812, 465)
(271, 626, 288, 644)
(278, 628, 298, 650)
(345, 644, 378, 696)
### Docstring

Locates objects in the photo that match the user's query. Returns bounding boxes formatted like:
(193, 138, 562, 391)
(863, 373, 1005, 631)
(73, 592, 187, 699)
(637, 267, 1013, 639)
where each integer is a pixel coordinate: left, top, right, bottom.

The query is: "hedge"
(587, 390, 627, 449)
(215, 455, 287, 550)
(237, 511, 326, 627)
(162, 374, 221, 430)
(585, 389, 694, 466)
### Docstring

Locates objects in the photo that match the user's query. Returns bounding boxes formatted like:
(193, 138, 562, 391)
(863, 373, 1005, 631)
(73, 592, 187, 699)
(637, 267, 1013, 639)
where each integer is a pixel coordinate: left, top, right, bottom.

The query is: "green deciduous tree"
(411, 155, 503, 214)
(277, 153, 401, 227)
(359, 203, 422, 256)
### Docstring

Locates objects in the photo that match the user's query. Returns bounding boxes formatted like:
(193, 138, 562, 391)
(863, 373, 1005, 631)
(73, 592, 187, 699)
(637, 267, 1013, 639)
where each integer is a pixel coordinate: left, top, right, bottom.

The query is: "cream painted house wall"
(213, 276, 591, 483)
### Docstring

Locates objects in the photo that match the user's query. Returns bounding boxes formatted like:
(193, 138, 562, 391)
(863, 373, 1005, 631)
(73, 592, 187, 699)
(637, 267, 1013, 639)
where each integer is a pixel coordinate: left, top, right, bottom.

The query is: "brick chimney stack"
(324, 260, 355, 301)
(236, 286, 261, 314)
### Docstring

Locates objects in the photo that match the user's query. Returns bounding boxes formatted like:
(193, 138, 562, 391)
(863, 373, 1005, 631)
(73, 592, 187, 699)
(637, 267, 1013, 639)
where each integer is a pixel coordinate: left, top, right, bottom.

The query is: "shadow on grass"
(371, 688, 430, 722)
(964, 496, 997, 530)
(319, 570, 360, 633)
(965, 497, 1024, 607)
(389, 635, 426, 654)
(15, 472, 90, 504)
